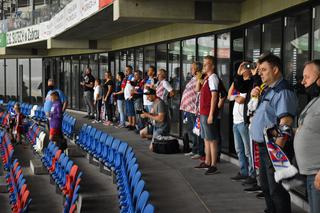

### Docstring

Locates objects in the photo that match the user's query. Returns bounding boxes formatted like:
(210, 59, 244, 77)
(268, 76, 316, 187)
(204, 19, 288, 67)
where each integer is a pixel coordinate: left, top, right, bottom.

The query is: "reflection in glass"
(63, 57, 71, 109)
(313, 6, 320, 59)
(120, 51, 127, 72)
(262, 18, 282, 57)
(71, 56, 82, 109)
(135, 48, 143, 72)
(30, 59, 42, 104)
(18, 59, 30, 102)
(6, 59, 17, 100)
(156, 44, 167, 72)
(99, 53, 108, 80)
(168, 41, 180, 136)
(217, 32, 231, 154)
(246, 25, 261, 61)
(0, 60, 5, 97)
(198, 35, 215, 62)
(182, 38, 196, 87)
(127, 49, 134, 68)
(144, 45, 155, 72)
(284, 10, 310, 114)
(89, 54, 98, 80)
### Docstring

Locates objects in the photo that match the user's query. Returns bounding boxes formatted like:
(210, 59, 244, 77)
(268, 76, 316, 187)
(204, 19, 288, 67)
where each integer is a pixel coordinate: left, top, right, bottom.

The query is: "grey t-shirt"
(152, 98, 168, 130)
(294, 96, 320, 175)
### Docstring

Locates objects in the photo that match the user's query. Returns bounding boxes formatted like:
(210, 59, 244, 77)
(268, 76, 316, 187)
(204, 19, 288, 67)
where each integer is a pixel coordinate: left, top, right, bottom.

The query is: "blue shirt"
(250, 78, 298, 143)
(44, 89, 67, 113)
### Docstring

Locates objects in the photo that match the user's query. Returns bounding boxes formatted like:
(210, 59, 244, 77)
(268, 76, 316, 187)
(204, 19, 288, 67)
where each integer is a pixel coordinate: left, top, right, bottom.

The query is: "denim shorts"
(200, 115, 219, 141)
(125, 99, 135, 117)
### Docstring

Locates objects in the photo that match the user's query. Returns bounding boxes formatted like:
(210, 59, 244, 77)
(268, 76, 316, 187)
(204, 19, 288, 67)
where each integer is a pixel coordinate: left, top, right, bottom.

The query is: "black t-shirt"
(83, 74, 95, 92)
(103, 79, 114, 100)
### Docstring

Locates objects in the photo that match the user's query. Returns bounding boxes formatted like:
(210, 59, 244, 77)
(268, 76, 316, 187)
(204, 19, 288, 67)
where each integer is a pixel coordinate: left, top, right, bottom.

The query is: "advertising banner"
(6, 24, 42, 47)
(80, 0, 99, 19)
(0, 32, 6, 47)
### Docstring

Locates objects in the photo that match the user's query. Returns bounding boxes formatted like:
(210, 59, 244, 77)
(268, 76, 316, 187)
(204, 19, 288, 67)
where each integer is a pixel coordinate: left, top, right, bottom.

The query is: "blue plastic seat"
(136, 191, 150, 213)
(142, 203, 154, 213)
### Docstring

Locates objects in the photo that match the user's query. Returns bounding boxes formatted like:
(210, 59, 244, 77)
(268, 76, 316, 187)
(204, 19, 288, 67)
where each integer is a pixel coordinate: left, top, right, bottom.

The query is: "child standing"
(49, 91, 63, 148)
(93, 79, 103, 123)
(13, 103, 25, 145)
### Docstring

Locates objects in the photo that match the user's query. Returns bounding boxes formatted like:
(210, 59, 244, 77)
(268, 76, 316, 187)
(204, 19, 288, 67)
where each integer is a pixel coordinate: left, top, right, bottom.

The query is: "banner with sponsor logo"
(80, 0, 99, 18)
(0, 33, 6, 47)
(6, 24, 42, 47)
(99, 0, 113, 9)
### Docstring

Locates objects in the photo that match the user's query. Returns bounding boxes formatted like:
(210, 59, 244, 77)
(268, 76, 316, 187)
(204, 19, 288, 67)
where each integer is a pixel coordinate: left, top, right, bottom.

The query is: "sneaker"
(92, 120, 99, 123)
(244, 184, 262, 193)
(83, 115, 90, 118)
(194, 162, 210, 169)
(184, 152, 194, 157)
(230, 173, 248, 181)
(243, 176, 257, 185)
(205, 166, 219, 175)
(89, 115, 95, 119)
(256, 192, 265, 199)
(191, 154, 201, 159)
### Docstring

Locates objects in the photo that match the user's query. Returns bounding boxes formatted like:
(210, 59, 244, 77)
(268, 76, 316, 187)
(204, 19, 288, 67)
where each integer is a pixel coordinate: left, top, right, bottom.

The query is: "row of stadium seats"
(41, 141, 82, 213)
(76, 124, 154, 213)
(0, 130, 32, 213)
(62, 113, 76, 139)
(26, 123, 46, 153)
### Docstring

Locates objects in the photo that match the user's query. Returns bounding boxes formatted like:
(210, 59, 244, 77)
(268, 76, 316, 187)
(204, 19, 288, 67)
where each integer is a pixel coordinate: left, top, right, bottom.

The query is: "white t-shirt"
(208, 73, 219, 91)
(143, 77, 156, 106)
(124, 74, 134, 100)
(232, 93, 247, 124)
(94, 85, 103, 101)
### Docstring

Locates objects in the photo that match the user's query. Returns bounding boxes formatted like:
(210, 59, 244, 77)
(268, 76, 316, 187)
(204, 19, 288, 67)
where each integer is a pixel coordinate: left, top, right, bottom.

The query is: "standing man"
(143, 66, 157, 113)
(195, 55, 220, 175)
(80, 67, 95, 119)
(250, 53, 298, 213)
(294, 60, 320, 213)
(123, 65, 136, 130)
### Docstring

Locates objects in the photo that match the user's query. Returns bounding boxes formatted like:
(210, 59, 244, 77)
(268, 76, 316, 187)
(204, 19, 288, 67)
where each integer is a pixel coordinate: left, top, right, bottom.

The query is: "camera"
(244, 62, 256, 70)
(136, 109, 144, 114)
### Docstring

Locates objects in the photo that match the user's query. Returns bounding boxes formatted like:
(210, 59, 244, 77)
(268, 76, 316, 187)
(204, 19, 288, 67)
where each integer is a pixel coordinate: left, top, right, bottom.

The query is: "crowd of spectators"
(41, 53, 320, 213)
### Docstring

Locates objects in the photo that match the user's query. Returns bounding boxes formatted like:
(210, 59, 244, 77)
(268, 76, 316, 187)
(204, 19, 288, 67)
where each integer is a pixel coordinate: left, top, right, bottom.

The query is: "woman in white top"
(93, 79, 103, 123)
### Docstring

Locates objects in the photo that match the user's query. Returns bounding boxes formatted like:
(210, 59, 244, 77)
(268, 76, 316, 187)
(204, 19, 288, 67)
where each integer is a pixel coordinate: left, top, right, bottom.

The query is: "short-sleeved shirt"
(156, 80, 173, 104)
(180, 76, 198, 115)
(44, 89, 67, 114)
(94, 85, 103, 101)
(250, 78, 298, 143)
(294, 96, 320, 175)
(124, 74, 134, 100)
(103, 79, 114, 100)
(152, 98, 168, 131)
(83, 74, 95, 92)
(115, 81, 124, 100)
(232, 93, 247, 124)
(143, 77, 156, 106)
(199, 73, 219, 116)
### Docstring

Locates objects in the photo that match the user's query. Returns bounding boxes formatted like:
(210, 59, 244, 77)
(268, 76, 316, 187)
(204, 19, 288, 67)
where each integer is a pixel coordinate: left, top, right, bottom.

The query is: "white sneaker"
(191, 154, 201, 159)
(184, 152, 194, 157)
(92, 120, 98, 123)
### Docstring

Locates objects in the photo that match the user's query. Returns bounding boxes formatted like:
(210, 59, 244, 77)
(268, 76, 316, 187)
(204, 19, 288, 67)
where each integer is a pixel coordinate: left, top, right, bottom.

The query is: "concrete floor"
(0, 110, 307, 213)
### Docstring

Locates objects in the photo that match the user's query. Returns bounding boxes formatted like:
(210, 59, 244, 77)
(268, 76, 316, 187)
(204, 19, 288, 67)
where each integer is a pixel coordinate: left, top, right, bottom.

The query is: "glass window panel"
(313, 6, 320, 59)
(198, 35, 215, 62)
(182, 39, 196, 86)
(156, 44, 167, 72)
(144, 45, 155, 72)
(6, 59, 17, 100)
(99, 53, 108, 80)
(120, 51, 127, 72)
(115, 52, 120, 73)
(246, 25, 261, 61)
(262, 18, 282, 57)
(135, 48, 143, 72)
(0, 59, 5, 97)
(217, 32, 231, 154)
(284, 10, 310, 114)
(168, 41, 180, 136)
(89, 54, 98, 80)
(30, 59, 42, 104)
(71, 56, 82, 109)
(18, 59, 30, 102)
(127, 49, 134, 68)
(63, 57, 71, 109)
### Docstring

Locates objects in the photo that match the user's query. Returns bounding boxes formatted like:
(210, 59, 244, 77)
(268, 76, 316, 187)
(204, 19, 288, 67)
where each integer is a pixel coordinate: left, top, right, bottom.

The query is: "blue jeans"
(233, 122, 254, 177)
(184, 112, 199, 154)
(117, 99, 125, 125)
(307, 175, 320, 213)
(259, 143, 291, 213)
